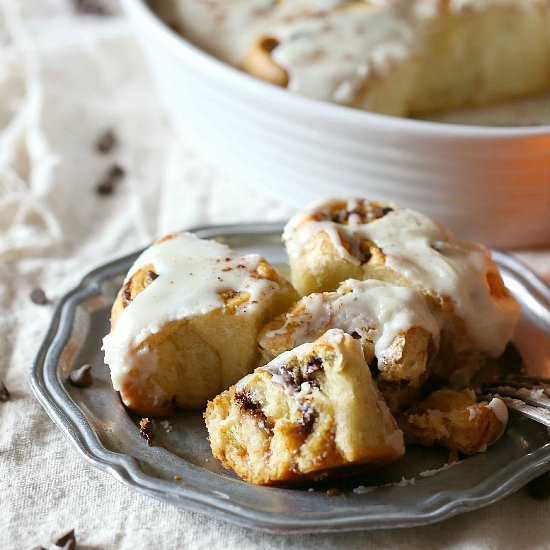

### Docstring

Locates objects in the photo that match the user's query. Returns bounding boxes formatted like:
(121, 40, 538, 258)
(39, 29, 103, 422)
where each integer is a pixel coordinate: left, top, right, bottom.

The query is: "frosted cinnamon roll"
(259, 279, 440, 412)
(205, 329, 404, 485)
(240, 0, 550, 116)
(283, 198, 520, 384)
(400, 388, 508, 455)
(102, 232, 298, 416)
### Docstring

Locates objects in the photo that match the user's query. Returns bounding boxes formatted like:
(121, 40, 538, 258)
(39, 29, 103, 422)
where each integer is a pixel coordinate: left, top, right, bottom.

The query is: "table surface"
(2, 2, 550, 549)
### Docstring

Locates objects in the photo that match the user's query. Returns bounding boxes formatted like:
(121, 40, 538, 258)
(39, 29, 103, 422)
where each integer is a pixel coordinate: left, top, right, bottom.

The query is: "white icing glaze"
(157, 0, 278, 66)
(102, 232, 280, 393)
(487, 397, 509, 441)
(159, 0, 549, 112)
(271, 3, 417, 104)
(284, 199, 520, 357)
(266, 278, 439, 363)
(449, 0, 544, 13)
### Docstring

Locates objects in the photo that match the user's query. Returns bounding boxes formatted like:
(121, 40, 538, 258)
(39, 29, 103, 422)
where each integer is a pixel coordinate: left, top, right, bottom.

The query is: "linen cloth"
(1, 1, 549, 548)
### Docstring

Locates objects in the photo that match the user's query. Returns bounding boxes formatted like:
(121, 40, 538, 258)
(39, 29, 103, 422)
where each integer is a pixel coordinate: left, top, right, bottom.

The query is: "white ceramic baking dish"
(121, 0, 550, 248)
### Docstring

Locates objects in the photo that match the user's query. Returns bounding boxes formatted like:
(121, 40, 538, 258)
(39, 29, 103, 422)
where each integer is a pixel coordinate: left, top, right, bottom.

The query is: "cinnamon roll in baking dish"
(205, 329, 405, 485)
(157, 0, 550, 116)
(102, 232, 298, 416)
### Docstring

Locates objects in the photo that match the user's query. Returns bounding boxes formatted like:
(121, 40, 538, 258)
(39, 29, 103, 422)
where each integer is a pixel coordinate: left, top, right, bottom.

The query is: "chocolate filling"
(235, 390, 273, 433)
(298, 407, 317, 438)
(305, 355, 323, 377)
(275, 359, 323, 392)
(378, 378, 411, 389)
(368, 357, 379, 380)
(121, 282, 133, 307)
(122, 270, 158, 308)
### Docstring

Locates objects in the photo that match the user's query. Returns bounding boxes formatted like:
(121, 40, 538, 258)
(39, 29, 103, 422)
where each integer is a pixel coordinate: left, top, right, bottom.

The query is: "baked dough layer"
(205, 329, 404, 484)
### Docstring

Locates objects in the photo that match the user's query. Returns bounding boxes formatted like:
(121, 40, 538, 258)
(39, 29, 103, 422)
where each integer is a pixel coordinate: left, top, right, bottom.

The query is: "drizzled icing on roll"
(103, 232, 280, 392)
(265, 279, 440, 362)
(270, 3, 417, 104)
(159, 0, 545, 106)
(284, 198, 520, 357)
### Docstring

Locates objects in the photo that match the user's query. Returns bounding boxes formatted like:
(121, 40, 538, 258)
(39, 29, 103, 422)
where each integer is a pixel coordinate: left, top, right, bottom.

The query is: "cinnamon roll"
(102, 232, 298, 416)
(205, 329, 404, 484)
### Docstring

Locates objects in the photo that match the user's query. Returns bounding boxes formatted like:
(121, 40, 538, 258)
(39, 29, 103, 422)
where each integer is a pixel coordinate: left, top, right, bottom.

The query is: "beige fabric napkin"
(1, 1, 549, 548)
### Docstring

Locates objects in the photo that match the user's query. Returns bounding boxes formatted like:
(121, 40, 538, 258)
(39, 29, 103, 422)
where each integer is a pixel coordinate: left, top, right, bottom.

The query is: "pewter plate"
(31, 223, 550, 533)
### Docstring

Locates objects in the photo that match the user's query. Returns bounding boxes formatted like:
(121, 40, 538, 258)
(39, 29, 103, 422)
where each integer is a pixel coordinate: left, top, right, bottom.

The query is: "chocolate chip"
(95, 129, 117, 153)
(30, 288, 48, 305)
(30, 546, 46, 550)
(109, 164, 125, 180)
(95, 180, 114, 196)
(367, 357, 379, 379)
(0, 381, 10, 402)
(305, 356, 323, 376)
(139, 418, 154, 446)
(95, 164, 125, 196)
(68, 365, 93, 388)
(54, 529, 76, 549)
(380, 207, 394, 215)
(298, 408, 317, 437)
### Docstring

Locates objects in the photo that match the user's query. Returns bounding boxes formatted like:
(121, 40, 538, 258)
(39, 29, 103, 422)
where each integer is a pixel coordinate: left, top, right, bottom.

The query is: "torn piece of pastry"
(400, 388, 508, 455)
(102, 232, 298, 416)
(283, 198, 520, 384)
(205, 329, 404, 485)
(259, 279, 440, 412)
(241, 0, 550, 116)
